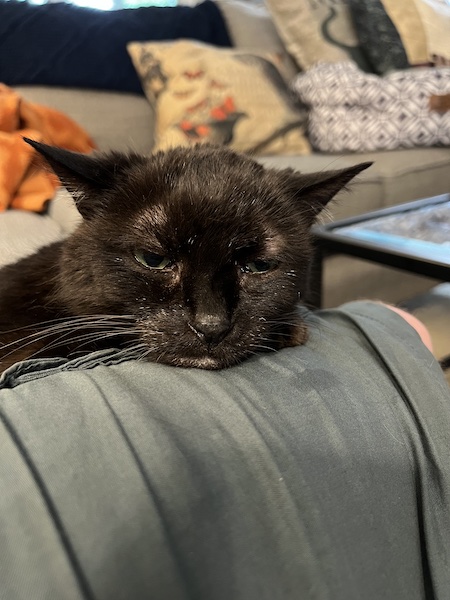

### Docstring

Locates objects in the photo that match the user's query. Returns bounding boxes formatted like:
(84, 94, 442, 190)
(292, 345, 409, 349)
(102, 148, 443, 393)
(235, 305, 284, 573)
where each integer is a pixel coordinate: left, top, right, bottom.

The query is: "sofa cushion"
(0, 210, 65, 268)
(127, 40, 310, 156)
(0, 1, 231, 94)
(257, 147, 450, 220)
(414, 0, 450, 67)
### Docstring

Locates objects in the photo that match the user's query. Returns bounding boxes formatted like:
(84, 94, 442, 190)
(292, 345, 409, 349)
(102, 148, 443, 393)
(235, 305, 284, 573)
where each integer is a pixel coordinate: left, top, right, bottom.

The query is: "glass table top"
(333, 200, 450, 262)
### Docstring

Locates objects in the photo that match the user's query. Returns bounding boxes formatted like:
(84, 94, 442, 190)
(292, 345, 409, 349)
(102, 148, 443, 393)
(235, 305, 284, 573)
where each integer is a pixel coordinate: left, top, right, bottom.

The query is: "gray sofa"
(3, 0, 450, 307)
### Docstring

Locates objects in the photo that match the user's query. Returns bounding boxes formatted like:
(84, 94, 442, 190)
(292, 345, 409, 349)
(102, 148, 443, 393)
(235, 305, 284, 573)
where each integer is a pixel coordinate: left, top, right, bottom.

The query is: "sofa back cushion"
(0, 0, 231, 94)
(14, 86, 155, 154)
(215, 0, 298, 79)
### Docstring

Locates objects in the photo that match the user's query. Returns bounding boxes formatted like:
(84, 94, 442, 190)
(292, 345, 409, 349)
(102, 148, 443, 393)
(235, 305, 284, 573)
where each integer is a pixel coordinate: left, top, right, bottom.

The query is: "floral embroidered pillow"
(127, 40, 310, 156)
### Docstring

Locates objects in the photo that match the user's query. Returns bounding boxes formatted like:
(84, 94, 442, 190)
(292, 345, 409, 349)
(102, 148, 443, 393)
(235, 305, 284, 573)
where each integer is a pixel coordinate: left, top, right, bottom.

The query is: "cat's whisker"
(21, 329, 142, 362)
(18, 329, 105, 361)
(0, 326, 80, 359)
(39, 328, 140, 355)
(249, 343, 277, 353)
(258, 337, 278, 344)
(0, 318, 140, 362)
(156, 348, 171, 364)
(134, 347, 153, 362)
(1, 314, 136, 335)
(271, 332, 296, 338)
(0, 322, 130, 352)
(0, 333, 73, 363)
(263, 322, 298, 329)
(77, 329, 139, 344)
(0, 328, 130, 358)
(123, 340, 147, 351)
(71, 339, 148, 360)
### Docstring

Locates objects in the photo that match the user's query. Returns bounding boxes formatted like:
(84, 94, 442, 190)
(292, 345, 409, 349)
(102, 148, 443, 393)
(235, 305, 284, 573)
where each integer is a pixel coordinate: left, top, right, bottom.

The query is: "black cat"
(0, 140, 370, 370)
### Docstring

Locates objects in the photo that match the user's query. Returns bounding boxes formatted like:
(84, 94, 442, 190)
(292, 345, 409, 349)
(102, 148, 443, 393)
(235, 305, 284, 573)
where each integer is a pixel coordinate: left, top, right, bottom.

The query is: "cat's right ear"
(23, 138, 142, 219)
(286, 162, 373, 220)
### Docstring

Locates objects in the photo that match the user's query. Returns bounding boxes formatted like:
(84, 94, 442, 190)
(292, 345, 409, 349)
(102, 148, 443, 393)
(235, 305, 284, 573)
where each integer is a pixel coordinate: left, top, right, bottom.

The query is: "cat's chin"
(156, 352, 244, 370)
(167, 355, 229, 370)
(142, 321, 309, 370)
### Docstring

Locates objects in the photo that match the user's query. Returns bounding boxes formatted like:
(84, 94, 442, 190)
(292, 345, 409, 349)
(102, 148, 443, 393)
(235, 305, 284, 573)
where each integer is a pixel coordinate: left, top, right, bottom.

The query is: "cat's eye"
(134, 250, 172, 270)
(241, 259, 278, 274)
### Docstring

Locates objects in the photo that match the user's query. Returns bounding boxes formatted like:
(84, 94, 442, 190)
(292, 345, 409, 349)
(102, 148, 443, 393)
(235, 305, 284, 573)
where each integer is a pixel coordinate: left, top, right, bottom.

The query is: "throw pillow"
(127, 40, 311, 156)
(348, 0, 429, 74)
(265, 0, 371, 72)
(0, 1, 231, 94)
(414, 0, 450, 67)
(292, 62, 450, 153)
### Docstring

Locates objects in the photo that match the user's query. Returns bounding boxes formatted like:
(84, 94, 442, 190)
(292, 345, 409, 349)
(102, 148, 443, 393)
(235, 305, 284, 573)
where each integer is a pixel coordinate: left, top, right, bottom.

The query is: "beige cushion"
(13, 86, 155, 154)
(265, 0, 368, 70)
(257, 147, 450, 219)
(127, 40, 310, 156)
(47, 188, 82, 234)
(0, 210, 65, 267)
(414, 0, 450, 66)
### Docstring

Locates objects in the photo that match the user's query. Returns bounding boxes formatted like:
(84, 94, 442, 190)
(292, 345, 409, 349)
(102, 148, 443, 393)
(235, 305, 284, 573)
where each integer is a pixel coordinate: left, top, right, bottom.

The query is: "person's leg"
(381, 303, 434, 353)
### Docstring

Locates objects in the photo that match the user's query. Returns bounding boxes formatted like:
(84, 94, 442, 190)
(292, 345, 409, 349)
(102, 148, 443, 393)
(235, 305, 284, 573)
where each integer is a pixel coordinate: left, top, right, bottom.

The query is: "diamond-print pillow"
(291, 62, 450, 152)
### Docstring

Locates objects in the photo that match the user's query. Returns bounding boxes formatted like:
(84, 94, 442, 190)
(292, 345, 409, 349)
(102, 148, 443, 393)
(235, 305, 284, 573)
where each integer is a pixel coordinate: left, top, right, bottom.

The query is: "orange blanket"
(0, 84, 96, 212)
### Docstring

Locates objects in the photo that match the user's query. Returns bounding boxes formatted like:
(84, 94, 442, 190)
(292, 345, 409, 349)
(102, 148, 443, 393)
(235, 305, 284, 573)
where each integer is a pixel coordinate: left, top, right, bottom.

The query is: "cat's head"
(25, 138, 371, 369)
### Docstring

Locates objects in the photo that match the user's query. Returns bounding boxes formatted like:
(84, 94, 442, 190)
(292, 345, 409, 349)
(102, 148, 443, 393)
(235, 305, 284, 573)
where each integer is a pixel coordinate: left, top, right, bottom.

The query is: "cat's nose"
(189, 316, 231, 347)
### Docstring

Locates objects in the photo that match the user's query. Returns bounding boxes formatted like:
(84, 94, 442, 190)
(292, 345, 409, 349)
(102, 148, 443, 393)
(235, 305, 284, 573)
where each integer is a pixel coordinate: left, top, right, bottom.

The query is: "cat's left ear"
(288, 162, 373, 219)
(23, 138, 143, 219)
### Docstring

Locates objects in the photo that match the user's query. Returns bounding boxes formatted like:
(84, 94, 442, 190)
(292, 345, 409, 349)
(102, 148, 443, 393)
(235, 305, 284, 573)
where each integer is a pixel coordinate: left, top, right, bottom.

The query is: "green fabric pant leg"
(0, 301, 449, 599)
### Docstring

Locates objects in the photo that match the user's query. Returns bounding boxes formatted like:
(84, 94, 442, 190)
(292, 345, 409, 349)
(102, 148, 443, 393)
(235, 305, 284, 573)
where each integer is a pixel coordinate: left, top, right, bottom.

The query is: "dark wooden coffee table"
(310, 193, 450, 308)
(310, 193, 450, 370)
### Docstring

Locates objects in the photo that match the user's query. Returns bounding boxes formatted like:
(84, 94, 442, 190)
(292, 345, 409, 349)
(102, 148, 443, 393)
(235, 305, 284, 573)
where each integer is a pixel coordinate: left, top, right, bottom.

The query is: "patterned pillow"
(265, 0, 370, 72)
(348, 0, 429, 74)
(127, 40, 310, 156)
(292, 62, 450, 153)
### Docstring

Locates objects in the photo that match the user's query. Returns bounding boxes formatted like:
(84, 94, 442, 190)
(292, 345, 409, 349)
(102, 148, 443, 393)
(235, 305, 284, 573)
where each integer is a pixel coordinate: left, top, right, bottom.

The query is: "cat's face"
(27, 140, 370, 369)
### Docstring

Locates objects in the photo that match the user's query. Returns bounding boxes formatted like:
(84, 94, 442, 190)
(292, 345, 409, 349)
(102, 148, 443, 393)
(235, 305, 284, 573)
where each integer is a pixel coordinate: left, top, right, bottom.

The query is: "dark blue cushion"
(0, 0, 231, 94)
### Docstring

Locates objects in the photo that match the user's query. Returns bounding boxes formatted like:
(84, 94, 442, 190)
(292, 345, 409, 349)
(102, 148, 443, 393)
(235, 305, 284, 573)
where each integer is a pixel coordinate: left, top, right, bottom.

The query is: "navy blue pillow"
(0, 0, 231, 94)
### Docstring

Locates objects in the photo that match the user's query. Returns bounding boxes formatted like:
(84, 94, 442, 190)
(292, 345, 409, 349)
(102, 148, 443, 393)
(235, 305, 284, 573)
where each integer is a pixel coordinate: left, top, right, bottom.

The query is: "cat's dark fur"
(0, 141, 370, 371)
